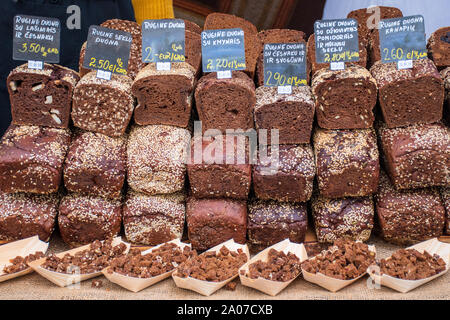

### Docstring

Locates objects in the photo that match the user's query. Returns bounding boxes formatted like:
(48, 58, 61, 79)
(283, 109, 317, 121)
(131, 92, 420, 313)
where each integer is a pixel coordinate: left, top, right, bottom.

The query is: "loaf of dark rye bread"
(255, 85, 315, 145)
(370, 58, 444, 128)
(253, 144, 315, 202)
(255, 29, 307, 87)
(127, 125, 191, 195)
(7, 63, 79, 128)
(0, 125, 70, 194)
(347, 6, 403, 48)
(203, 13, 261, 78)
(184, 19, 202, 34)
(132, 62, 196, 128)
(63, 130, 127, 199)
(123, 190, 185, 245)
(72, 71, 134, 137)
(187, 135, 251, 200)
(441, 188, 450, 235)
(0, 192, 59, 242)
(376, 171, 445, 245)
(307, 34, 368, 76)
(79, 19, 143, 79)
(186, 197, 247, 251)
(247, 199, 308, 249)
(58, 193, 122, 247)
(442, 67, 450, 123)
(313, 128, 379, 198)
(311, 194, 374, 243)
(195, 71, 256, 134)
(427, 27, 450, 69)
(377, 122, 450, 190)
(311, 65, 377, 129)
(185, 29, 202, 76)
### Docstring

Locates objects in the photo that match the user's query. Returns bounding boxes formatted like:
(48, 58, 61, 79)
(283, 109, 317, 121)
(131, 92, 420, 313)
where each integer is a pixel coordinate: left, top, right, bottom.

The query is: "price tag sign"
(379, 15, 427, 67)
(83, 25, 132, 76)
(314, 18, 360, 67)
(201, 28, 246, 73)
(263, 43, 307, 88)
(142, 19, 185, 64)
(13, 15, 61, 64)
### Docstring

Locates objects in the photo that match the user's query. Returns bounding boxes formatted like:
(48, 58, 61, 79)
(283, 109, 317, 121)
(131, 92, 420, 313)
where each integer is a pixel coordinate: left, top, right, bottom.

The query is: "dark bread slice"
(7, 63, 79, 128)
(370, 58, 444, 128)
(428, 27, 450, 69)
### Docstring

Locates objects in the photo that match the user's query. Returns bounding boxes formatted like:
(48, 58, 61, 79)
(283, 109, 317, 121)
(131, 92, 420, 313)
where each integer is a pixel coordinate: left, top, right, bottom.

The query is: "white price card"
(397, 60, 413, 70)
(330, 62, 345, 71)
(277, 85, 292, 95)
(96, 69, 112, 80)
(156, 62, 171, 71)
(28, 60, 43, 70)
(217, 70, 232, 79)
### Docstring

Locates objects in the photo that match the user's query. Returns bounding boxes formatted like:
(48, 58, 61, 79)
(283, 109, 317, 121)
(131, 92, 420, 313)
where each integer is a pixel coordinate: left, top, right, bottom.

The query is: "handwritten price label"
(264, 43, 307, 88)
(379, 15, 427, 66)
(201, 28, 246, 73)
(83, 25, 131, 76)
(314, 18, 360, 67)
(142, 19, 185, 63)
(13, 15, 60, 63)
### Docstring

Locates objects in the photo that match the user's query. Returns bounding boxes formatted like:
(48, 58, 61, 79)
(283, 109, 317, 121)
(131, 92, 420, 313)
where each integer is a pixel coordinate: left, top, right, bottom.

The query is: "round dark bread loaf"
(428, 27, 450, 69)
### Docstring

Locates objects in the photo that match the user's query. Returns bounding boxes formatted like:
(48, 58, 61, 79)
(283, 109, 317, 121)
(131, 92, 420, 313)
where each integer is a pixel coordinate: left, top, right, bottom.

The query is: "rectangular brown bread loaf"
(441, 188, 450, 234)
(63, 130, 127, 199)
(442, 67, 450, 123)
(311, 194, 374, 243)
(127, 125, 190, 195)
(203, 13, 261, 78)
(79, 19, 144, 79)
(187, 135, 251, 199)
(370, 58, 444, 128)
(123, 190, 185, 245)
(255, 29, 307, 87)
(185, 30, 202, 76)
(347, 6, 403, 48)
(0, 125, 70, 194)
(72, 71, 134, 137)
(132, 62, 196, 128)
(307, 34, 368, 76)
(313, 128, 379, 198)
(312, 65, 377, 129)
(0, 192, 59, 242)
(255, 86, 314, 145)
(427, 27, 450, 69)
(378, 122, 450, 190)
(253, 144, 315, 202)
(247, 199, 307, 250)
(7, 63, 79, 129)
(186, 198, 247, 251)
(376, 171, 445, 245)
(184, 19, 202, 35)
(58, 193, 122, 247)
(195, 71, 256, 134)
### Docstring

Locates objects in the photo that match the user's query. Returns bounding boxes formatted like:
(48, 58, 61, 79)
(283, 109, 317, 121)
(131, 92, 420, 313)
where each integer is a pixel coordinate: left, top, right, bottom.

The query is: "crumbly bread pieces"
(376, 171, 445, 245)
(0, 192, 59, 242)
(253, 144, 315, 202)
(7, 63, 79, 128)
(255, 86, 315, 144)
(195, 71, 256, 133)
(313, 128, 379, 198)
(311, 195, 374, 243)
(370, 58, 444, 128)
(63, 130, 127, 199)
(377, 122, 450, 190)
(186, 198, 247, 251)
(0, 125, 70, 194)
(312, 65, 377, 129)
(247, 199, 308, 248)
(58, 193, 122, 247)
(72, 71, 134, 137)
(127, 125, 190, 195)
(132, 62, 196, 128)
(123, 190, 185, 245)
